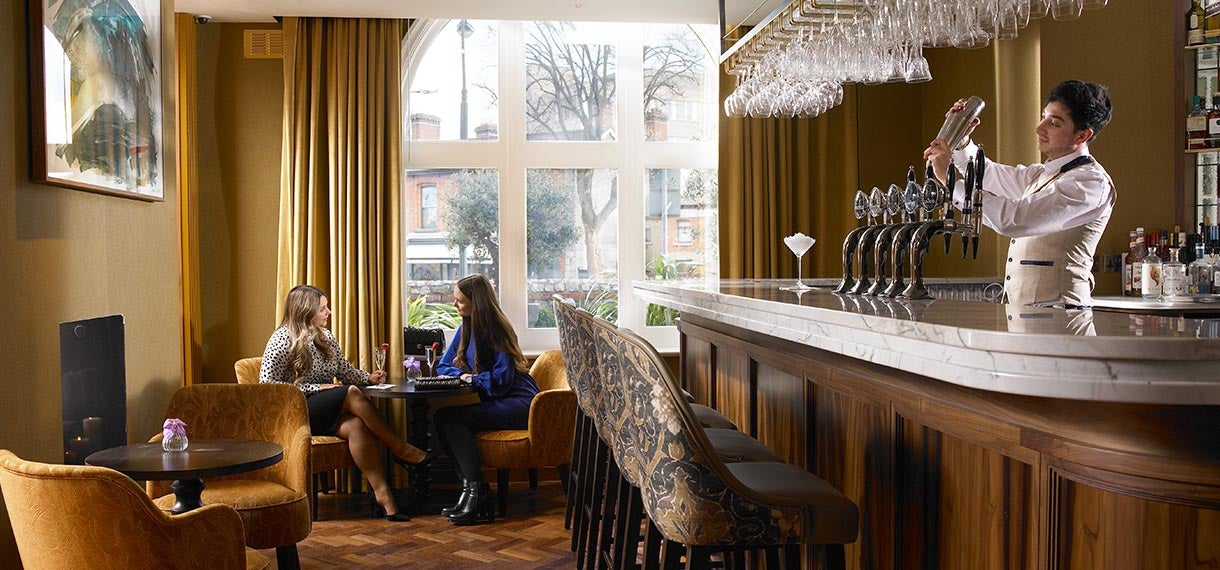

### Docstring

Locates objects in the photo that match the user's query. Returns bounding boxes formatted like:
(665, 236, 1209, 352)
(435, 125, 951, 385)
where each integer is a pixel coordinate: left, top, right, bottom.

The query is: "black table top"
(85, 438, 283, 481)
(363, 382, 475, 400)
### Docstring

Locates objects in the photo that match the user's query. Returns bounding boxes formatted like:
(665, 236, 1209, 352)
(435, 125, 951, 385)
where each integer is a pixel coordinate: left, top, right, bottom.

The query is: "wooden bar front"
(677, 313, 1220, 569)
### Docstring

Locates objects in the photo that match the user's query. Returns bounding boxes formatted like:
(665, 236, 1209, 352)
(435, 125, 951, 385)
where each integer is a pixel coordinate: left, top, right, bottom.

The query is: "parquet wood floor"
(257, 481, 577, 569)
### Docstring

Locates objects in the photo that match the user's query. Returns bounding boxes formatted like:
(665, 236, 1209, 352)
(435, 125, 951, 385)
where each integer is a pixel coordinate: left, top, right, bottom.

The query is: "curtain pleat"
(279, 17, 405, 369)
(279, 18, 409, 489)
(719, 68, 861, 280)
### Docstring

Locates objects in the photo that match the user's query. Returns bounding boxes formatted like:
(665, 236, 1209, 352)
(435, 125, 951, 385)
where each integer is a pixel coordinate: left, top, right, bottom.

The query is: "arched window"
(403, 20, 718, 351)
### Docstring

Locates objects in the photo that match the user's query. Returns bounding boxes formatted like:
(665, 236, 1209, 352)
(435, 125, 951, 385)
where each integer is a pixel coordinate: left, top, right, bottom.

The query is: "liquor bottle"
(1122, 227, 1141, 299)
(1164, 248, 1187, 298)
(1142, 246, 1163, 300)
(1208, 0, 1220, 43)
(1123, 230, 1137, 296)
(1189, 96, 1209, 149)
(1189, 243, 1211, 294)
(1191, 0, 1207, 45)
(1211, 243, 1220, 294)
(1208, 94, 1220, 147)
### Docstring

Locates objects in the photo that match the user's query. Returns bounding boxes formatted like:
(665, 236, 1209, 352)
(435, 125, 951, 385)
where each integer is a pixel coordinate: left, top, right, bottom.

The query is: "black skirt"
(305, 386, 348, 435)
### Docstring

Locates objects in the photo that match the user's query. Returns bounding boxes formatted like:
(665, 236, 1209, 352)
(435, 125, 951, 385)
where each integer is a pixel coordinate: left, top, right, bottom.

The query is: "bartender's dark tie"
(1059, 155, 1094, 174)
(1026, 155, 1095, 196)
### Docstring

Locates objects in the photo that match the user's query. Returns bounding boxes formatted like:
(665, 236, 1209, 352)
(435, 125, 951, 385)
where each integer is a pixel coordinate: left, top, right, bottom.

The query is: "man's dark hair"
(1047, 80, 1112, 142)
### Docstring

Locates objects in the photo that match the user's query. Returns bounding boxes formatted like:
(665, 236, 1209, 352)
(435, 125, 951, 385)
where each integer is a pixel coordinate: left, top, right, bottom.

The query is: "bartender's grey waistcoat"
(1004, 158, 1112, 307)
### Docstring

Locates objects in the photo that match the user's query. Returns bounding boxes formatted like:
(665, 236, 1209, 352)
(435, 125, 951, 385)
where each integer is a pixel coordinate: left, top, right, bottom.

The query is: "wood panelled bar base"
(677, 313, 1220, 570)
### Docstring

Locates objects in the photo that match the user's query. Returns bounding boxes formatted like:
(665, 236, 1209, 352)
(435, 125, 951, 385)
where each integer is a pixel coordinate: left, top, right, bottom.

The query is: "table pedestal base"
(170, 478, 205, 514)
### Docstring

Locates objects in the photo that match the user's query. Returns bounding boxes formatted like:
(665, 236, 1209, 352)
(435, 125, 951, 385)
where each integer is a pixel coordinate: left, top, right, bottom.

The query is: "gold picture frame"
(28, 0, 164, 201)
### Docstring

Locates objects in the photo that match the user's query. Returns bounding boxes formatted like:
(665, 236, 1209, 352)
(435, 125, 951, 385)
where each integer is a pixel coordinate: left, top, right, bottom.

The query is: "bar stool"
(559, 300, 784, 570)
(613, 326, 859, 570)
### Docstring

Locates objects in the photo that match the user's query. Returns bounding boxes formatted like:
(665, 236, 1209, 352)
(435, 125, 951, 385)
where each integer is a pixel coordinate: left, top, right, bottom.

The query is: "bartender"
(923, 80, 1115, 307)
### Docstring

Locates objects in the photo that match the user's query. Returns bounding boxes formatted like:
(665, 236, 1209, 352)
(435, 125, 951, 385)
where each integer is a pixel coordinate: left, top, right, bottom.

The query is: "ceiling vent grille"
(244, 29, 284, 59)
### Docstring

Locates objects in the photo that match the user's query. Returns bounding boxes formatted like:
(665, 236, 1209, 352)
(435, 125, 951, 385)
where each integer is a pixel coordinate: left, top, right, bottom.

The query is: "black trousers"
(433, 404, 501, 483)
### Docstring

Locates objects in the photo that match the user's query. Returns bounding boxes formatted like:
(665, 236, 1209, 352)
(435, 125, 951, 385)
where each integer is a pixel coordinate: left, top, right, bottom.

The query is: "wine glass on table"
(373, 343, 388, 378)
(425, 342, 441, 377)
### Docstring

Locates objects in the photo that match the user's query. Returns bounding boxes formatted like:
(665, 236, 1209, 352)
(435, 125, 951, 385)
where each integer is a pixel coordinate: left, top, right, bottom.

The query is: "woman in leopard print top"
(259, 284, 429, 521)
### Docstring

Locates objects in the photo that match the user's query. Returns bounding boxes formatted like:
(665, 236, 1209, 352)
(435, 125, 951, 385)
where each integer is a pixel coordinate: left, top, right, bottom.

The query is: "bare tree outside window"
(524, 22, 706, 276)
(643, 25, 709, 142)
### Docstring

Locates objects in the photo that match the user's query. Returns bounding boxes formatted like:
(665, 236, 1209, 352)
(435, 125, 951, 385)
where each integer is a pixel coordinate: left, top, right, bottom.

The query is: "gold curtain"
(718, 70, 861, 279)
(278, 17, 406, 370)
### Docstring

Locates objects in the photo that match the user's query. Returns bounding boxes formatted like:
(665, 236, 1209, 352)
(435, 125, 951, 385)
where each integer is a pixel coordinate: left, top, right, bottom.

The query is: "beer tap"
(834, 189, 872, 293)
(961, 159, 975, 259)
(867, 185, 905, 296)
(882, 167, 925, 297)
(943, 163, 957, 254)
(971, 146, 985, 259)
(898, 164, 958, 300)
(848, 187, 886, 294)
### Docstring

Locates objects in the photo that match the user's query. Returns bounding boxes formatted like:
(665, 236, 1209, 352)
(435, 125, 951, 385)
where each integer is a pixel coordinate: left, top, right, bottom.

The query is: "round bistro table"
(86, 438, 283, 514)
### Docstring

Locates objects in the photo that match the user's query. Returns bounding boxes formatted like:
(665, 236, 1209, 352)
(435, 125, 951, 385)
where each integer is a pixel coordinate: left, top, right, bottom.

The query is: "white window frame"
(402, 20, 718, 353)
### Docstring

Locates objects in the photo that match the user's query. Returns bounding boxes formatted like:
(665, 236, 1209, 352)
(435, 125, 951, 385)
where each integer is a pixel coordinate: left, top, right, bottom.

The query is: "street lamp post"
(457, 19, 474, 141)
(456, 19, 475, 276)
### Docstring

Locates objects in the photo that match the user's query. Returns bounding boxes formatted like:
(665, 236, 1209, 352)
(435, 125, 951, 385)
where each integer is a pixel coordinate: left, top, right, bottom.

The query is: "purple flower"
(162, 418, 187, 438)
(403, 357, 420, 372)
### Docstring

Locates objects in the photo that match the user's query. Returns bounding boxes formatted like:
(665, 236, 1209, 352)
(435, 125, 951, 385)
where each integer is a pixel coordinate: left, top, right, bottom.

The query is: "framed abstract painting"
(29, 0, 164, 201)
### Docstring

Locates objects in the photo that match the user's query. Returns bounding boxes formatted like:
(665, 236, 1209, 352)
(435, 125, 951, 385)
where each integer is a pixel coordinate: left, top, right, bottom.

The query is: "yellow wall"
(196, 23, 284, 383)
(0, 1, 183, 565)
(1040, 3, 1177, 295)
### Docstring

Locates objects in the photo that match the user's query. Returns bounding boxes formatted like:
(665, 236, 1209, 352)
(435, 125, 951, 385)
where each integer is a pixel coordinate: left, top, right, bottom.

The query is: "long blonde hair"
(280, 285, 334, 382)
(454, 275, 528, 374)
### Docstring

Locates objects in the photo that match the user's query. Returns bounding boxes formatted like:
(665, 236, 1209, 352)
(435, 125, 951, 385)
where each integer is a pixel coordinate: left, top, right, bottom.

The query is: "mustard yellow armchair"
(476, 349, 577, 516)
(146, 384, 311, 570)
(235, 356, 358, 521)
(0, 449, 269, 570)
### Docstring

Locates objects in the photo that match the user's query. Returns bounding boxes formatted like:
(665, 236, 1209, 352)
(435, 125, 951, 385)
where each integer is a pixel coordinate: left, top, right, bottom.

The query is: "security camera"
(194, 15, 212, 24)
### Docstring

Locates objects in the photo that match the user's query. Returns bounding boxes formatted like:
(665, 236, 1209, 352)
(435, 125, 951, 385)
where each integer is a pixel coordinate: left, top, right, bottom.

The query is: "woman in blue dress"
(433, 274, 539, 525)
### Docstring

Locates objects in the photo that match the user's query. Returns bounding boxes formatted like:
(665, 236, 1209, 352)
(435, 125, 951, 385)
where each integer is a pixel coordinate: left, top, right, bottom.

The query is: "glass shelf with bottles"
(1188, 42, 1220, 235)
(1187, 47, 1220, 150)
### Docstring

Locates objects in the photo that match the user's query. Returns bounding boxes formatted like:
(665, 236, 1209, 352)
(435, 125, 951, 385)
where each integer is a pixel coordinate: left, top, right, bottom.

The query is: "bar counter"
(636, 279, 1220, 569)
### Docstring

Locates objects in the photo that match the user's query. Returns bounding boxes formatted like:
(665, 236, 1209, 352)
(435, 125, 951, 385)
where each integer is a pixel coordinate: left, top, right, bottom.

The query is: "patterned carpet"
(258, 481, 577, 569)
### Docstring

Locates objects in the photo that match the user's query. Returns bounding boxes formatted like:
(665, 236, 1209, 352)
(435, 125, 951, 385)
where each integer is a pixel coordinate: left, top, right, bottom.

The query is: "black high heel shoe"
(391, 447, 441, 469)
(448, 481, 495, 526)
(442, 480, 475, 517)
(371, 488, 411, 522)
(372, 503, 412, 522)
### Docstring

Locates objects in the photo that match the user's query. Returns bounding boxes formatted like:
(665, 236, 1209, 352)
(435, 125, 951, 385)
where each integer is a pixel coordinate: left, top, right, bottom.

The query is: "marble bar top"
(634, 279, 1220, 405)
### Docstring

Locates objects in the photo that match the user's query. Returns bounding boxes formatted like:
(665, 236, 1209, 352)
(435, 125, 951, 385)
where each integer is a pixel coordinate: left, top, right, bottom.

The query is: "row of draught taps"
(835, 146, 986, 300)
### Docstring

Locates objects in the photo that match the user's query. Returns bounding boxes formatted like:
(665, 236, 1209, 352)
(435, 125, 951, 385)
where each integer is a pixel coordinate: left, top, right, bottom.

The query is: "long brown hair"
(453, 274, 528, 374)
(280, 284, 334, 382)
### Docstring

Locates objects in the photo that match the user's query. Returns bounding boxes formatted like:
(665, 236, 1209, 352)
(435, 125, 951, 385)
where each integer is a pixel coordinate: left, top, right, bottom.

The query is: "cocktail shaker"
(936, 96, 985, 150)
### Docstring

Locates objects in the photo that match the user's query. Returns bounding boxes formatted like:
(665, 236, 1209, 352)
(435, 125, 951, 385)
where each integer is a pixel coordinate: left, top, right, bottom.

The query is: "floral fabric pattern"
(259, 326, 370, 396)
(0, 449, 266, 570)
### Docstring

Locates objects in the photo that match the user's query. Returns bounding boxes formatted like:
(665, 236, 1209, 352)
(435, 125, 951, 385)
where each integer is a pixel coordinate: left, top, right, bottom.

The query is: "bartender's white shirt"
(950, 142, 1115, 238)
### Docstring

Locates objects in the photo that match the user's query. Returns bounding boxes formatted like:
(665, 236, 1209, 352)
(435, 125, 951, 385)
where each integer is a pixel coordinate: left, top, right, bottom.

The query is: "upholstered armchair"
(0, 449, 269, 570)
(235, 356, 358, 520)
(146, 383, 312, 570)
(476, 349, 577, 516)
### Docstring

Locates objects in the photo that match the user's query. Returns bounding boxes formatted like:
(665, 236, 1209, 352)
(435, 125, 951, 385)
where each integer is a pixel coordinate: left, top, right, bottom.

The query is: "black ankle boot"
(442, 481, 474, 517)
(447, 481, 495, 526)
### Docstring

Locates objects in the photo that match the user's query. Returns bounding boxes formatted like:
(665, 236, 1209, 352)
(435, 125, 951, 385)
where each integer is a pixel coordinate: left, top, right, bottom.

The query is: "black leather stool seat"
(706, 429, 782, 463)
(725, 462, 860, 544)
(691, 404, 738, 430)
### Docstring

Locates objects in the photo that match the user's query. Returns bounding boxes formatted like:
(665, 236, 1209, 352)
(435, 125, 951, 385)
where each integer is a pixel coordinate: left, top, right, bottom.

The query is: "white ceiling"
(174, 0, 786, 28)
